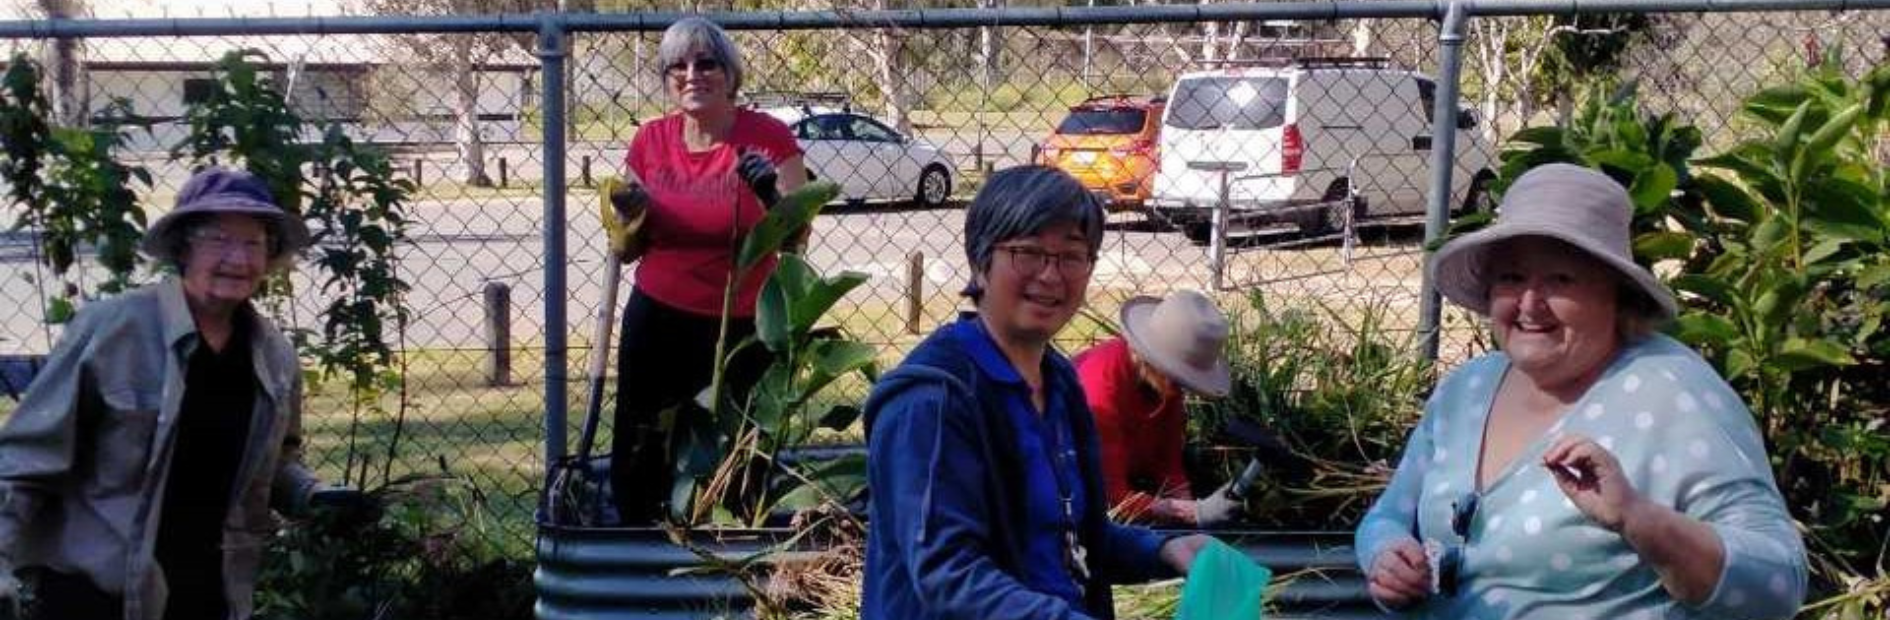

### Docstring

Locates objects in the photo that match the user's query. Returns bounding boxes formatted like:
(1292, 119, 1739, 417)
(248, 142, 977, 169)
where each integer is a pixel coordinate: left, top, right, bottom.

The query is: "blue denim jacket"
(0, 278, 319, 620)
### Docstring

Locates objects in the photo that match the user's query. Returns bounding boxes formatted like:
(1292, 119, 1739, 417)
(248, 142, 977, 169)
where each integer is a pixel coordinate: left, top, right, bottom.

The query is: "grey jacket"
(0, 277, 319, 620)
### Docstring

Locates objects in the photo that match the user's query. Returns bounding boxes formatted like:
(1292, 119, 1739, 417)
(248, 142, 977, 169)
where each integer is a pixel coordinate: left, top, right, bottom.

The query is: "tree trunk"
(873, 29, 912, 135)
(453, 39, 493, 187)
(1351, 19, 1374, 55)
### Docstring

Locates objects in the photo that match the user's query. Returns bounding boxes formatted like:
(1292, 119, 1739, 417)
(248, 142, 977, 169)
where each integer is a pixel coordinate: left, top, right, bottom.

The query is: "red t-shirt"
(1072, 336, 1193, 521)
(625, 108, 803, 317)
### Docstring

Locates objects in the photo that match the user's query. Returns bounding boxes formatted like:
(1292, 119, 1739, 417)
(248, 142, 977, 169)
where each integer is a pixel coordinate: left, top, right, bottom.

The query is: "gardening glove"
(1193, 483, 1246, 528)
(599, 177, 649, 261)
(735, 149, 781, 210)
(309, 487, 384, 528)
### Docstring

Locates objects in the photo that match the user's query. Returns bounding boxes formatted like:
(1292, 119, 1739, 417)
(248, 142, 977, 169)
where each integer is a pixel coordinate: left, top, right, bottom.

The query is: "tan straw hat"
(1119, 289, 1232, 397)
(1430, 163, 1677, 319)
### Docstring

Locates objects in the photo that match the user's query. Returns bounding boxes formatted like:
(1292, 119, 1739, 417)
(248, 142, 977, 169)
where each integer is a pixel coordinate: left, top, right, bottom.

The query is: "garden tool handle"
(575, 204, 626, 462)
(1226, 457, 1265, 502)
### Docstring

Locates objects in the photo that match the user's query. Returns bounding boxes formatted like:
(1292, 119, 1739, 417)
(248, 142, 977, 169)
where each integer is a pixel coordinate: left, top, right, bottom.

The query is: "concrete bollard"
(484, 281, 512, 387)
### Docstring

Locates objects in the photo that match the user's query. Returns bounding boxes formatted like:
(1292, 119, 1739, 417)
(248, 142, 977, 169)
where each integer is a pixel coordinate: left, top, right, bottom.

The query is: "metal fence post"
(1417, 0, 1469, 362)
(538, 12, 570, 512)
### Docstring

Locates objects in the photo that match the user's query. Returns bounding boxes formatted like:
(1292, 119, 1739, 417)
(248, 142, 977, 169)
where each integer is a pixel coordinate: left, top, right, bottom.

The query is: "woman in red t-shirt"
(609, 17, 807, 523)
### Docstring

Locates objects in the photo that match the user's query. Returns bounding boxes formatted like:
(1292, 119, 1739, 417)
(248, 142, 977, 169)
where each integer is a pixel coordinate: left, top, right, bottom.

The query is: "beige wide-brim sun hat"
(1430, 162, 1677, 319)
(1119, 289, 1232, 398)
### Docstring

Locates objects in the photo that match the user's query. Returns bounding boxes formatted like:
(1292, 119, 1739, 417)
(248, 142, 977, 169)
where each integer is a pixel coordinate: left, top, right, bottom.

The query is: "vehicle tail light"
(1281, 124, 1304, 174)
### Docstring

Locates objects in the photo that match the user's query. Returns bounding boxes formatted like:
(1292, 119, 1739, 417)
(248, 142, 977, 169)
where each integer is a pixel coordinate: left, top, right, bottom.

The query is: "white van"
(1148, 58, 1496, 242)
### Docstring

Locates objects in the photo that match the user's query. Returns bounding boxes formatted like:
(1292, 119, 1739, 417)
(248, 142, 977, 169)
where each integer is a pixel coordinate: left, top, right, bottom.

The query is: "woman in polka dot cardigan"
(1354, 164, 1806, 619)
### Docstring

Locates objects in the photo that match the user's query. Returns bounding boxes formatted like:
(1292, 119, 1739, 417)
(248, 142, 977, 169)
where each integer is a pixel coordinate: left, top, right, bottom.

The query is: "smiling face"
(665, 47, 733, 115)
(1486, 237, 1622, 391)
(181, 213, 273, 318)
(975, 220, 1094, 350)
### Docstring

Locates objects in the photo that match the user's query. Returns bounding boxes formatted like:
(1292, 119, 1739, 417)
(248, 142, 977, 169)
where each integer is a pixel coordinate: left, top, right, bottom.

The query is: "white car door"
(801, 115, 876, 201)
(846, 116, 913, 200)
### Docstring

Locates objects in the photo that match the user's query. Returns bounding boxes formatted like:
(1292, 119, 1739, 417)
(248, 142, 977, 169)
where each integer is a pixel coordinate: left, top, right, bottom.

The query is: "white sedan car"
(759, 107, 955, 207)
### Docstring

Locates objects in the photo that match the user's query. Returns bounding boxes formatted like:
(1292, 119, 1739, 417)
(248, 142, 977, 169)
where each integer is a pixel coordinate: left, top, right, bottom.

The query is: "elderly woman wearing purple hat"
(0, 167, 363, 620)
(1354, 163, 1806, 618)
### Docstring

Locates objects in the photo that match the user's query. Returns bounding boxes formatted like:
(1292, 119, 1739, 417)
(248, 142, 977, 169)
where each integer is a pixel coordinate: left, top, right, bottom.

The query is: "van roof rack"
(1075, 93, 1166, 107)
(1195, 55, 1392, 70)
(745, 90, 853, 112)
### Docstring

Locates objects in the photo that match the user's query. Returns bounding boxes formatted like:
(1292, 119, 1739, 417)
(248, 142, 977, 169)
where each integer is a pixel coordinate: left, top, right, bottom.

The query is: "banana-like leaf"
(1627, 163, 1679, 214)
(756, 256, 818, 352)
(791, 270, 870, 335)
(737, 180, 840, 270)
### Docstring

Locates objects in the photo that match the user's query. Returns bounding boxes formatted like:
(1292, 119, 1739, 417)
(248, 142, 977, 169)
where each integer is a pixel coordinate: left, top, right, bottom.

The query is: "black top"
(154, 315, 258, 620)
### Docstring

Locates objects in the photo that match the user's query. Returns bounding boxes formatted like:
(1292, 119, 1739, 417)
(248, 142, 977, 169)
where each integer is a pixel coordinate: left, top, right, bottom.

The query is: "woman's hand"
(1367, 538, 1433, 609)
(736, 149, 781, 208)
(1543, 433, 1645, 532)
(1158, 533, 1213, 575)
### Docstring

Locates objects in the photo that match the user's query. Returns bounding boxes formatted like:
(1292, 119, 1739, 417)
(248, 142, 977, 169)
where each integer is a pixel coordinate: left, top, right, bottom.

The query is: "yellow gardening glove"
(598, 176, 649, 261)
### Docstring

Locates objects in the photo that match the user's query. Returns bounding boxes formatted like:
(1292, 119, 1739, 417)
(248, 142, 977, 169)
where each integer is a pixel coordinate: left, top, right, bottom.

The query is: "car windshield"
(1055, 109, 1147, 135)
(1165, 77, 1288, 130)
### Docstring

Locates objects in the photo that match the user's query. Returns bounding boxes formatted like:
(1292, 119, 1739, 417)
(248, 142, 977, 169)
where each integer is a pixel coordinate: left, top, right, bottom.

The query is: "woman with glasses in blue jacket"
(1355, 164, 1806, 619)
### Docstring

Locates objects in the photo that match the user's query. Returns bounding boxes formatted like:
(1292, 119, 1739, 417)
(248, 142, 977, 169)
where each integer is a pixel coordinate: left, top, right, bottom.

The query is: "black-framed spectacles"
(996, 245, 1094, 277)
(665, 57, 724, 77)
(1438, 491, 1478, 596)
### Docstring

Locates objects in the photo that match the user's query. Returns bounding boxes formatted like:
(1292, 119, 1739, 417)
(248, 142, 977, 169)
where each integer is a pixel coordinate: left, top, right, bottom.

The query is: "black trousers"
(610, 290, 769, 524)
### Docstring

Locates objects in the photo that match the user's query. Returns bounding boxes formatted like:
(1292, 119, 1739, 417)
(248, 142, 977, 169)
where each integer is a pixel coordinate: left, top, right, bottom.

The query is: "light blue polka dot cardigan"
(1355, 334, 1808, 619)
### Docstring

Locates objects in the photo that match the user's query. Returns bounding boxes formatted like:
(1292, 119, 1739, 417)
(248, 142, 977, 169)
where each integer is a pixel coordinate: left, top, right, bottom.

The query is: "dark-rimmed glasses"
(995, 245, 1093, 278)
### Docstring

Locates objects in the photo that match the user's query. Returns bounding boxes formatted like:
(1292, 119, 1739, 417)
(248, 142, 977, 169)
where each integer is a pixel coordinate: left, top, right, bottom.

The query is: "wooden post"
(412, 159, 423, 185)
(581, 155, 593, 187)
(906, 251, 924, 335)
(484, 281, 512, 386)
(498, 157, 510, 188)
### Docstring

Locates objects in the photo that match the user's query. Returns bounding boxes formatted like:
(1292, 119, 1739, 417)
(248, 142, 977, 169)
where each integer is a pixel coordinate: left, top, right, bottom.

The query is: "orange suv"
(1035, 94, 1165, 210)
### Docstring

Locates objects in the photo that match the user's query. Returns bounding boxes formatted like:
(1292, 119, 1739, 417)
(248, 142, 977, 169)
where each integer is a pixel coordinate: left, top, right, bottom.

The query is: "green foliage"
(175, 50, 417, 488)
(668, 181, 878, 527)
(0, 54, 152, 321)
(255, 474, 534, 620)
(1190, 294, 1436, 528)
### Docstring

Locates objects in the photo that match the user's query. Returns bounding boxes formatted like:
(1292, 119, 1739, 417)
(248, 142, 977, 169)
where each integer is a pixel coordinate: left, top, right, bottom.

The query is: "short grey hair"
(657, 17, 744, 100)
(961, 165, 1106, 300)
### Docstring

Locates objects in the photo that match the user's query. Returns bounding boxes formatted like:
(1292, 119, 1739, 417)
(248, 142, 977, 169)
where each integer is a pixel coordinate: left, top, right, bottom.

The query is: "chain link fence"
(2, 2, 1887, 551)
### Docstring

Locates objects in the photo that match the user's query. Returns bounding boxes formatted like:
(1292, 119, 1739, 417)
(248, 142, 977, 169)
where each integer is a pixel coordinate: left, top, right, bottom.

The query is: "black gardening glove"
(309, 487, 384, 529)
(609, 180, 651, 221)
(735, 149, 781, 210)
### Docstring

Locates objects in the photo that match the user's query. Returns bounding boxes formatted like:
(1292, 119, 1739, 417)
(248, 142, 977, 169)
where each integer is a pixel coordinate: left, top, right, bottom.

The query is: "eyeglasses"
(1436, 491, 1478, 596)
(665, 57, 724, 77)
(996, 245, 1093, 278)
(190, 229, 270, 260)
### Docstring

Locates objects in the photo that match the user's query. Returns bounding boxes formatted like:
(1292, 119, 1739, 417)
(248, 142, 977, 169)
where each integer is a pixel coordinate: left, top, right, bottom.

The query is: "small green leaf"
(1726, 347, 1758, 379)
(1802, 238, 1850, 267)
(1672, 312, 1739, 346)
(1774, 337, 1857, 370)
(1669, 274, 1740, 309)
(1772, 100, 1812, 168)
(1626, 163, 1679, 215)
(1632, 231, 1695, 263)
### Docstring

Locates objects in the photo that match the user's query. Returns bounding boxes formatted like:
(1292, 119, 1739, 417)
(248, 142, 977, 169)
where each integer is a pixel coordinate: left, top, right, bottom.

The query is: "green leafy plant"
(665, 180, 878, 528)
(0, 53, 152, 322)
(1190, 292, 1436, 528)
(256, 472, 533, 620)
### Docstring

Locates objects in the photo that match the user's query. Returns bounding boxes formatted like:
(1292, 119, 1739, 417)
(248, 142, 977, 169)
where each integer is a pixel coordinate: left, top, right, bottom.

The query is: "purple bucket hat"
(141, 166, 310, 265)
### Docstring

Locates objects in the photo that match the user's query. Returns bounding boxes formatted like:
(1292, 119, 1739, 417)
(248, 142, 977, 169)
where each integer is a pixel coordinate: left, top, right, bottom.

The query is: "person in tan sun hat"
(1354, 163, 1804, 617)
(1073, 289, 1241, 527)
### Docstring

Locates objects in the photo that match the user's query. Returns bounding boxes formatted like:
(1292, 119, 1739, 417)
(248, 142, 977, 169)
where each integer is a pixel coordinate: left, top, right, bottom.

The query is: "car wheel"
(916, 164, 951, 208)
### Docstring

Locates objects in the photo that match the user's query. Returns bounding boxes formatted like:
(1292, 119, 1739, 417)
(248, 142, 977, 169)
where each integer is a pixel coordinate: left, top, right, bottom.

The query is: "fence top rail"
(0, 0, 1887, 39)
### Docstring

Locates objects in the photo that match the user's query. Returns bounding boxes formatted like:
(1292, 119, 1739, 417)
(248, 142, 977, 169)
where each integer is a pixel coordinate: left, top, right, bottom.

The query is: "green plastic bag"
(1175, 538, 1271, 620)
